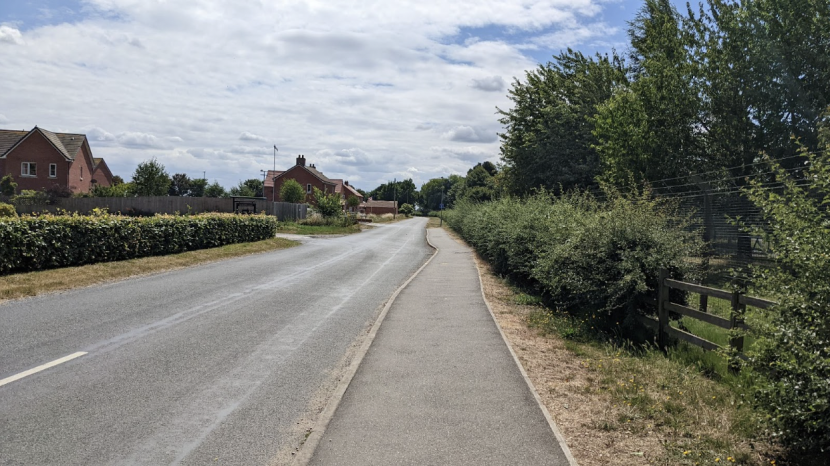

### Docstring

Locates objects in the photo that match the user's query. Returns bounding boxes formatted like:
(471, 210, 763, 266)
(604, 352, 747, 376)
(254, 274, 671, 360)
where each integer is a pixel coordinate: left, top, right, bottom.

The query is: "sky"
(0, 0, 680, 192)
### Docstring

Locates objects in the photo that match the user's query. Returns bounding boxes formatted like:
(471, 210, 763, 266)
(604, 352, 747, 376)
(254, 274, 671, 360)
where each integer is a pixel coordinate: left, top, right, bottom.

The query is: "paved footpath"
(307, 228, 575, 465)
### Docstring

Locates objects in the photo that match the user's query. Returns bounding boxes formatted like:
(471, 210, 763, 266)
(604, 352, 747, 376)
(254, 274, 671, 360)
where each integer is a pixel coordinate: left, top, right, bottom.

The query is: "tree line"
(498, 0, 829, 194)
(90, 158, 267, 198)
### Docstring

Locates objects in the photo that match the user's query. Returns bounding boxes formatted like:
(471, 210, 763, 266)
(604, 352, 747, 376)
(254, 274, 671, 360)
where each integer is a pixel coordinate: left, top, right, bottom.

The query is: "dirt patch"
(474, 253, 666, 465)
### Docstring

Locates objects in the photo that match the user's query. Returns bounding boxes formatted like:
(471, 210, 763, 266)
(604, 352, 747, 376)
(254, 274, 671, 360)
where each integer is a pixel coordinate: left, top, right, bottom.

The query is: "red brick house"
(360, 200, 398, 216)
(263, 155, 337, 204)
(330, 178, 364, 212)
(0, 126, 110, 194)
(91, 158, 114, 188)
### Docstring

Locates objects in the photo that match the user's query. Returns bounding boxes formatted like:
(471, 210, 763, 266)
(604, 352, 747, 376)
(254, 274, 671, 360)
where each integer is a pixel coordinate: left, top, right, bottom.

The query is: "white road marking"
(0, 352, 88, 388)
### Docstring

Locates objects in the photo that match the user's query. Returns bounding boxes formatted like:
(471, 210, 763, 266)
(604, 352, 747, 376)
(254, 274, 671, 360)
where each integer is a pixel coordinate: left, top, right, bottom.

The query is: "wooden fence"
(639, 269, 777, 372)
(13, 197, 307, 221)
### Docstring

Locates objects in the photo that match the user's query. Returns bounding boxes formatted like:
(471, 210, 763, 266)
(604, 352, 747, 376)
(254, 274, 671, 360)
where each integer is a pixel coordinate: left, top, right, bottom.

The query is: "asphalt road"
(0, 218, 432, 465)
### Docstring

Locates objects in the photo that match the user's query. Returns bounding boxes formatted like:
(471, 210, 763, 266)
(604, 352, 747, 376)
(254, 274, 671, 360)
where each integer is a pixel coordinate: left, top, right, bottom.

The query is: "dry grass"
(467, 243, 784, 466)
(0, 237, 298, 303)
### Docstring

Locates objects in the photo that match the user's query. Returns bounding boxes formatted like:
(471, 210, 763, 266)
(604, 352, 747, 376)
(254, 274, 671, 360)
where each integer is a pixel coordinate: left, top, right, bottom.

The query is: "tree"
(230, 179, 264, 197)
(168, 173, 191, 196)
(368, 178, 418, 205)
(0, 174, 17, 196)
(419, 175, 464, 213)
(204, 181, 227, 198)
(189, 178, 207, 197)
(399, 203, 414, 217)
(280, 179, 305, 203)
(111, 175, 124, 185)
(132, 158, 171, 196)
(347, 195, 361, 210)
(499, 49, 628, 194)
(313, 187, 342, 218)
(593, 0, 705, 185)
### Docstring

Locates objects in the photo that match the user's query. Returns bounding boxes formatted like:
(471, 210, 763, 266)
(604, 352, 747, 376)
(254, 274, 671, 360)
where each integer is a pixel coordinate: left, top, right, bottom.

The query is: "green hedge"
(0, 212, 278, 274)
(444, 190, 703, 331)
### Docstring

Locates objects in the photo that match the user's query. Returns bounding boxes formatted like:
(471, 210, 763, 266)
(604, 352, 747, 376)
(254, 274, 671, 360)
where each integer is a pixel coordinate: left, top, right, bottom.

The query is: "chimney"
(296, 155, 305, 167)
(344, 181, 349, 186)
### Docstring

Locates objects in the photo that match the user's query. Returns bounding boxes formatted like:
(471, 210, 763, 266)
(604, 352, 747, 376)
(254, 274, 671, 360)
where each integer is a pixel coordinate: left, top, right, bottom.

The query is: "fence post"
(729, 285, 747, 374)
(657, 268, 670, 351)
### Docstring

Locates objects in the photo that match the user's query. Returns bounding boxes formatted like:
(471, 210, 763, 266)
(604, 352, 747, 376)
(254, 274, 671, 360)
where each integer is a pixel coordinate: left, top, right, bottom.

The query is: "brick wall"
(1, 131, 70, 193)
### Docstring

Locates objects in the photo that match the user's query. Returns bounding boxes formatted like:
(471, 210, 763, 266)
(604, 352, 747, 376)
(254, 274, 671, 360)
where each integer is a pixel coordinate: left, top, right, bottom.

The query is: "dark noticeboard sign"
(232, 196, 266, 214)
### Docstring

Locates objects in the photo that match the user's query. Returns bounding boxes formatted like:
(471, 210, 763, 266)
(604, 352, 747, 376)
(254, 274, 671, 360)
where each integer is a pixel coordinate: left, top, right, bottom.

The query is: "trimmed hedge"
(444, 190, 703, 331)
(0, 212, 278, 274)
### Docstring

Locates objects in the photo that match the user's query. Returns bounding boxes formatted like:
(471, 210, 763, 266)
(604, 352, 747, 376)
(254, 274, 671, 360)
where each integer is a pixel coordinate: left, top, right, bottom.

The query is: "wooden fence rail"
(637, 268, 777, 373)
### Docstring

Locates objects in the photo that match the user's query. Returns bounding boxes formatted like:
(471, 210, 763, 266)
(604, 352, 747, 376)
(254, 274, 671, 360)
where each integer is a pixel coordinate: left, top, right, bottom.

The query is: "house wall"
(67, 143, 94, 193)
(92, 164, 113, 188)
(272, 167, 334, 204)
(1, 131, 69, 193)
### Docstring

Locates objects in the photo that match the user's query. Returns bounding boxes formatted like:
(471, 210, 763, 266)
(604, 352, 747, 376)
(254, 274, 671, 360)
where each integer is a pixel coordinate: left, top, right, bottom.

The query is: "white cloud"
(239, 131, 266, 141)
(116, 132, 172, 149)
(441, 126, 498, 143)
(1, 0, 617, 190)
(471, 76, 505, 92)
(0, 26, 24, 45)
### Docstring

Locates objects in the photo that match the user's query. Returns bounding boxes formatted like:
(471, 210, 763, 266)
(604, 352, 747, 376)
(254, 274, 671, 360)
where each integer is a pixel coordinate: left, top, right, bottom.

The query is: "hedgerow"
(0, 212, 277, 274)
(444, 189, 702, 332)
(743, 142, 830, 452)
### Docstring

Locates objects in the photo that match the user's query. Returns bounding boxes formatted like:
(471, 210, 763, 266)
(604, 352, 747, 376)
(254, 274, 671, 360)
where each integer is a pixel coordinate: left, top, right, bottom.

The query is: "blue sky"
(0, 0, 694, 191)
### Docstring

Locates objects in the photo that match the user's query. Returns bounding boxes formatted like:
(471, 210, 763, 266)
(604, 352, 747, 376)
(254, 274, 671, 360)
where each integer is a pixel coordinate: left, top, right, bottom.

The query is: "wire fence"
(588, 151, 825, 287)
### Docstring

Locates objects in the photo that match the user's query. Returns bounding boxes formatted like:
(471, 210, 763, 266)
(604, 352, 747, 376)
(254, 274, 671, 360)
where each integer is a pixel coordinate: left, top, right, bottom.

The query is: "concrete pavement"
(306, 227, 575, 465)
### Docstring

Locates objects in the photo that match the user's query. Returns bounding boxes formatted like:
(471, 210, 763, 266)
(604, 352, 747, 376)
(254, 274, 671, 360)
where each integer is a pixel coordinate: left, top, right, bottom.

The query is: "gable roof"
(263, 170, 285, 188)
(274, 164, 336, 186)
(92, 158, 113, 179)
(330, 178, 364, 199)
(0, 127, 87, 161)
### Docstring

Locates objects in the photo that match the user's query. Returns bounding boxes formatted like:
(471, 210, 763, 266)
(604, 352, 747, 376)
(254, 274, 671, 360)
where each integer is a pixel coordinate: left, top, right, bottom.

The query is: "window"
(21, 162, 36, 176)
(80, 166, 83, 180)
(307, 183, 312, 193)
(49, 163, 57, 178)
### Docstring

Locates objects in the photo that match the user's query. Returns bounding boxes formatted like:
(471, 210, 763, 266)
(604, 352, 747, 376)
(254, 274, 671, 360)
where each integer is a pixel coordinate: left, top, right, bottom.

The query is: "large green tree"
(132, 158, 171, 196)
(229, 179, 264, 197)
(168, 173, 191, 196)
(594, 0, 705, 185)
(499, 49, 628, 194)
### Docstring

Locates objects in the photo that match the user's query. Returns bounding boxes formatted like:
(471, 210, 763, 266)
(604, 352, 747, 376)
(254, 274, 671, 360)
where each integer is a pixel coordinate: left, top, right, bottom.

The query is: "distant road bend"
(0, 218, 432, 465)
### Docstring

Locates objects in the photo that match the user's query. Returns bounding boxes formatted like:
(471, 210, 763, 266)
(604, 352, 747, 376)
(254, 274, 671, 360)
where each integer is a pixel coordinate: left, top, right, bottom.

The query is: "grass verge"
(468, 241, 786, 466)
(278, 222, 362, 235)
(0, 237, 298, 303)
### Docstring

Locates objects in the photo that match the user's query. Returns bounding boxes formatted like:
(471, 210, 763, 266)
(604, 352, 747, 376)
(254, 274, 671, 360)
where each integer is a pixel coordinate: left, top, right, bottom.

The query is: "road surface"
(0, 218, 432, 465)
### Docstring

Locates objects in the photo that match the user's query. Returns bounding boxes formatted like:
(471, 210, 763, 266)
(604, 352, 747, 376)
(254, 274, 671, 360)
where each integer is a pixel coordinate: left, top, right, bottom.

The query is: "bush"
(742, 142, 830, 452)
(445, 189, 702, 331)
(399, 203, 414, 217)
(0, 212, 277, 274)
(281, 179, 305, 204)
(0, 174, 17, 196)
(313, 187, 342, 218)
(11, 190, 49, 206)
(0, 203, 17, 218)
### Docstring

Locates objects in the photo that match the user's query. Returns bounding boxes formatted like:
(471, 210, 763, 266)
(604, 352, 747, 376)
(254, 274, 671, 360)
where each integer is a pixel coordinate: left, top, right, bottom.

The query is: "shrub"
(399, 203, 414, 217)
(0, 202, 17, 218)
(11, 190, 49, 206)
(313, 187, 342, 218)
(742, 143, 830, 452)
(0, 174, 17, 196)
(0, 212, 277, 274)
(280, 179, 305, 204)
(445, 189, 702, 331)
